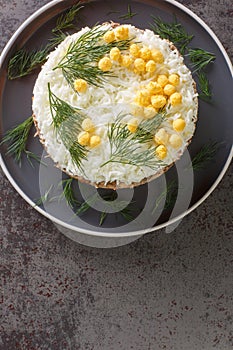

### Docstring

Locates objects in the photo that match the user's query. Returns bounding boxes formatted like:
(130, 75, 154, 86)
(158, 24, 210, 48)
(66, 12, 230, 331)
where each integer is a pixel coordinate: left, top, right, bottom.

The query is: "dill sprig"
(34, 177, 136, 225)
(1, 116, 47, 167)
(135, 112, 165, 143)
(101, 112, 165, 169)
(8, 3, 83, 80)
(0, 116, 33, 163)
(120, 206, 135, 222)
(52, 3, 84, 34)
(164, 181, 178, 210)
(25, 151, 47, 168)
(197, 71, 212, 101)
(48, 84, 88, 170)
(75, 191, 135, 225)
(149, 16, 216, 101)
(1, 116, 35, 165)
(58, 178, 80, 207)
(100, 192, 135, 218)
(150, 16, 193, 54)
(189, 141, 222, 170)
(76, 193, 99, 215)
(152, 180, 178, 214)
(34, 185, 54, 207)
(119, 4, 137, 20)
(106, 197, 135, 222)
(47, 32, 67, 51)
(8, 49, 49, 80)
(100, 197, 136, 225)
(186, 48, 215, 100)
(187, 48, 216, 73)
(99, 212, 107, 226)
(54, 25, 132, 88)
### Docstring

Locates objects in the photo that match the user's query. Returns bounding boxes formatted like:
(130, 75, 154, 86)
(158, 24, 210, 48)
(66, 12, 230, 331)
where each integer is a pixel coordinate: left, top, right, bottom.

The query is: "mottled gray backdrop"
(0, 0, 232, 349)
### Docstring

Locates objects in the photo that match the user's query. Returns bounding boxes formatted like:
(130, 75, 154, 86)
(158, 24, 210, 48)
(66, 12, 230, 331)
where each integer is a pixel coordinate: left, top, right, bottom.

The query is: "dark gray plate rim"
(0, 0, 232, 237)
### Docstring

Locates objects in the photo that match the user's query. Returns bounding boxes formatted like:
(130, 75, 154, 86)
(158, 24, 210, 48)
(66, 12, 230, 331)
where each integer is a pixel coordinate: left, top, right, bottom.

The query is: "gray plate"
(0, 0, 232, 237)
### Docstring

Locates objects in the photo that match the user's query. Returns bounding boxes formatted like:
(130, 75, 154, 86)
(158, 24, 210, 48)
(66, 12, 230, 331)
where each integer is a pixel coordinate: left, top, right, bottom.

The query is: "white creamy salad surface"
(33, 24, 198, 186)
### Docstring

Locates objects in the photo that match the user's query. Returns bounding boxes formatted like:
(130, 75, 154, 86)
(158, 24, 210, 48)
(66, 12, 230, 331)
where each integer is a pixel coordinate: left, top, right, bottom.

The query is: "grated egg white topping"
(33, 24, 198, 186)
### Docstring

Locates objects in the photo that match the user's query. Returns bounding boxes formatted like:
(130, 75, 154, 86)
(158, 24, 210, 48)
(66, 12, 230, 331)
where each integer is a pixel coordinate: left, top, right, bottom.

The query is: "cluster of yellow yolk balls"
(77, 118, 101, 148)
(126, 115, 186, 160)
(74, 26, 186, 160)
(153, 123, 185, 160)
(73, 26, 131, 94)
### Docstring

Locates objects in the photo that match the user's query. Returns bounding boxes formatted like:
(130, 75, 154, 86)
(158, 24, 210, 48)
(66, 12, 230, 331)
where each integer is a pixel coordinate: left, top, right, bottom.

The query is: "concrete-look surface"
(0, 0, 232, 349)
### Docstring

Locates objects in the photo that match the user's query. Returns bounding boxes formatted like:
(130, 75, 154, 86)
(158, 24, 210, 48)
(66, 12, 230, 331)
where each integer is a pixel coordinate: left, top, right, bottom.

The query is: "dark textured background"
(0, 0, 232, 349)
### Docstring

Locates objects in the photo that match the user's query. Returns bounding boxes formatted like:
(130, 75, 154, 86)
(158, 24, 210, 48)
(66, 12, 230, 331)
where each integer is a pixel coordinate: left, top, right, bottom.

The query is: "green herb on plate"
(34, 185, 54, 207)
(52, 3, 84, 34)
(74, 190, 136, 225)
(150, 16, 193, 54)
(75, 193, 99, 215)
(8, 49, 49, 80)
(188, 141, 222, 170)
(187, 48, 216, 73)
(97, 192, 136, 225)
(119, 205, 135, 222)
(186, 48, 216, 101)
(197, 71, 212, 101)
(119, 4, 137, 20)
(99, 211, 108, 226)
(152, 180, 178, 214)
(25, 150, 47, 168)
(7, 2, 84, 80)
(0, 116, 43, 167)
(58, 178, 81, 207)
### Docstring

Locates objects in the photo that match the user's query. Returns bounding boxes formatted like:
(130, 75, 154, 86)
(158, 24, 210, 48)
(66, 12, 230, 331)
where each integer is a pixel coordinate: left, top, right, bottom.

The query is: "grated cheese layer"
(32, 24, 198, 187)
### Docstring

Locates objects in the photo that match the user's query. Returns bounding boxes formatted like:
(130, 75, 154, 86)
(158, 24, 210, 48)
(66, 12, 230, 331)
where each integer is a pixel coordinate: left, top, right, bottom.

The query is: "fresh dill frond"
(187, 48, 216, 73)
(134, 111, 165, 143)
(47, 31, 67, 51)
(119, 4, 137, 20)
(186, 49, 215, 100)
(76, 193, 99, 215)
(75, 190, 136, 225)
(164, 181, 178, 210)
(34, 185, 54, 207)
(54, 25, 132, 88)
(52, 2, 84, 34)
(119, 206, 135, 222)
(25, 150, 47, 168)
(58, 178, 80, 207)
(48, 83, 88, 170)
(150, 16, 193, 54)
(102, 197, 136, 223)
(8, 49, 48, 80)
(7, 3, 84, 80)
(102, 193, 135, 213)
(101, 112, 165, 169)
(99, 212, 107, 226)
(97, 191, 136, 224)
(197, 71, 212, 101)
(76, 201, 91, 215)
(152, 180, 178, 214)
(1, 116, 46, 167)
(1, 116, 33, 165)
(189, 141, 222, 170)
(149, 16, 216, 101)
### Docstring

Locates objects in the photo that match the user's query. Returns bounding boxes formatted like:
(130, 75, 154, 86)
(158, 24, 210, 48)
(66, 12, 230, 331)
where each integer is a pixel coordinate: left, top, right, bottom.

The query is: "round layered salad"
(33, 23, 198, 189)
